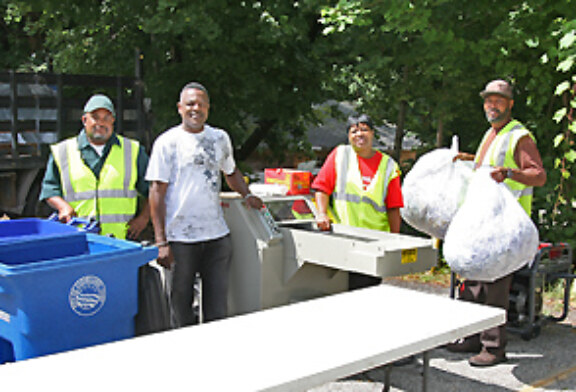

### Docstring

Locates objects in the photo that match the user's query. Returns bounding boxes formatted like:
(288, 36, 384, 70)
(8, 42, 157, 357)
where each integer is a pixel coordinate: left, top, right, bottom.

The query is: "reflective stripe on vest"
(474, 120, 534, 215)
(332, 145, 399, 231)
(51, 135, 139, 238)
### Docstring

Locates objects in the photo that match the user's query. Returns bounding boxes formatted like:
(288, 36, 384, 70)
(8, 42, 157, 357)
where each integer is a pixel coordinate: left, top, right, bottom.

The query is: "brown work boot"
(468, 347, 507, 367)
(446, 338, 481, 353)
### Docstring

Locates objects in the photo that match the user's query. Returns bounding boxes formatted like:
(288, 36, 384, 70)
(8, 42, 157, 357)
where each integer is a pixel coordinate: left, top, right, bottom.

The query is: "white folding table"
(0, 284, 505, 391)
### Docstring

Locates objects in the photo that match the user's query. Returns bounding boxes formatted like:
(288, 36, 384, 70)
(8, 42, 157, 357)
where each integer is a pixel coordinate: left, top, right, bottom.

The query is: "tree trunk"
(436, 116, 444, 148)
(236, 119, 276, 161)
(393, 100, 407, 162)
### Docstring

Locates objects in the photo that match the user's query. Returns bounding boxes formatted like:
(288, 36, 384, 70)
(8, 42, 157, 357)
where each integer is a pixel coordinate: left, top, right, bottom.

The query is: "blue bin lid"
(0, 219, 81, 242)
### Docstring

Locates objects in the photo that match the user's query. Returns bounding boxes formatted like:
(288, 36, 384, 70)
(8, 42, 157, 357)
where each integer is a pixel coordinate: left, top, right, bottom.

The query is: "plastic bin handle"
(47, 213, 101, 234)
(68, 217, 101, 234)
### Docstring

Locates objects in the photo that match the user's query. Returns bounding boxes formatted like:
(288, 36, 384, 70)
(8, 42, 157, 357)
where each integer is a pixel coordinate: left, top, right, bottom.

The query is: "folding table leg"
(422, 351, 430, 392)
(382, 366, 391, 392)
(382, 351, 429, 392)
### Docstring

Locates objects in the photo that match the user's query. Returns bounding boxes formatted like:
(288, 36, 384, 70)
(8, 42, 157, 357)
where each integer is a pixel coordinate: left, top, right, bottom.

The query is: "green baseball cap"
(83, 94, 116, 117)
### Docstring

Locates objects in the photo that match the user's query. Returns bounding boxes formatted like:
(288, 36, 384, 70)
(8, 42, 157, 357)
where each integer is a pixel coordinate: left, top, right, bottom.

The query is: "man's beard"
(486, 107, 511, 124)
(88, 126, 110, 142)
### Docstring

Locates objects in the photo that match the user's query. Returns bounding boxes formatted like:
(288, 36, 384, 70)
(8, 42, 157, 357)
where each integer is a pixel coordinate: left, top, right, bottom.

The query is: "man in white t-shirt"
(146, 82, 263, 326)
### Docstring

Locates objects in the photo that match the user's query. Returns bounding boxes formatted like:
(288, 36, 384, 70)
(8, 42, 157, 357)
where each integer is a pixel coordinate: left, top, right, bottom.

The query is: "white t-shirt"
(146, 124, 236, 243)
(90, 143, 105, 156)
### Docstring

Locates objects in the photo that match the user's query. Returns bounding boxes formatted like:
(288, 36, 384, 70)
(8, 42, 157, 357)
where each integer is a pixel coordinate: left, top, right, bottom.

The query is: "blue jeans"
(169, 235, 232, 327)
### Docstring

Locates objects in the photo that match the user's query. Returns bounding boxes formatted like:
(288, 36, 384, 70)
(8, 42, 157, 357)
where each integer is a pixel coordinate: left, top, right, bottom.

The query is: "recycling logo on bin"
(69, 275, 107, 317)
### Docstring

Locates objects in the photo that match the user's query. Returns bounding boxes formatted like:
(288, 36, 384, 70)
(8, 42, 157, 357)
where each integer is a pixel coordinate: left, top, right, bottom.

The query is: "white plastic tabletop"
(0, 284, 505, 391)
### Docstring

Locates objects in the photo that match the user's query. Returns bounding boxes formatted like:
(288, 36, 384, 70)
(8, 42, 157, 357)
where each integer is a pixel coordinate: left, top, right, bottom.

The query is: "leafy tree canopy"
(3, 0, 344, 163)
(2, 0, 576, 245)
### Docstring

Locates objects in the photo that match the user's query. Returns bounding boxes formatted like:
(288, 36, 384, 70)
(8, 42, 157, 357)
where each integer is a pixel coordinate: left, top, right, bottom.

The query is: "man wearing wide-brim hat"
(448, 79, 546, 366)
(40, 94, 150, 240)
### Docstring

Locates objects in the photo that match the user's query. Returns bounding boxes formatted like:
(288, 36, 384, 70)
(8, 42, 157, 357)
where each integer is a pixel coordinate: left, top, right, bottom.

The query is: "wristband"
(506, 168, 513, 179)
(244, 193, 255, 200)
(155, 241, 169, 247)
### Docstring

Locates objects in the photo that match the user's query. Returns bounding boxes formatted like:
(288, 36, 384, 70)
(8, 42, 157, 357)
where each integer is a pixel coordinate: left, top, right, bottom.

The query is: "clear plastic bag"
(401, 136, 473, 239)
(443, 167, 539, 282)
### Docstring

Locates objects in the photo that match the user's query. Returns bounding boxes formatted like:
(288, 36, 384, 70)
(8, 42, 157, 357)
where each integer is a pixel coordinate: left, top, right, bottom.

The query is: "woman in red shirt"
(312, 114, 404, 289)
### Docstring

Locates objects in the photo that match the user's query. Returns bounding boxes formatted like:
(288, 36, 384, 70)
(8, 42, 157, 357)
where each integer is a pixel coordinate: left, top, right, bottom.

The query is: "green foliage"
(320, 0, 576, 251)
(319, 0, 513, 153)
(320, 0, 372, 34)
(0, 2, 45, 70)
(536, 15, 576, 250)
(5, 0, 340, 161)
(3, 0, 576, 248)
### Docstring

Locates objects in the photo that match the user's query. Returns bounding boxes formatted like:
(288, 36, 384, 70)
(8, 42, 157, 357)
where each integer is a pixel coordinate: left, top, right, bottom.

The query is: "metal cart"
(451, 243, 575, 340)
(222, 194, 438, 316)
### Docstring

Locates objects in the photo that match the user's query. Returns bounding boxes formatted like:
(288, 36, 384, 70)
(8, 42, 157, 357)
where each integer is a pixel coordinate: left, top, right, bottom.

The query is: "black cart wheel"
(520, 325, 541, 341)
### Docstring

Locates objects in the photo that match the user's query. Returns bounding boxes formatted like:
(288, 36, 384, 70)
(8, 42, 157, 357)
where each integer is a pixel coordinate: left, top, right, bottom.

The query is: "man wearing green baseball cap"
(40, 94, 150, 240)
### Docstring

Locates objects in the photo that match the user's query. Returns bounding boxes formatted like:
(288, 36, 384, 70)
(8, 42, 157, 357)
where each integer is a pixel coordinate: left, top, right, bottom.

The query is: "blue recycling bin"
(0, 222, 157, 363)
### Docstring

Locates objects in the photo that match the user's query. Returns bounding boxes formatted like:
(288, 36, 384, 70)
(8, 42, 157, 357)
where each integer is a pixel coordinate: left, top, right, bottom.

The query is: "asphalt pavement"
(309, 280, 576, 392)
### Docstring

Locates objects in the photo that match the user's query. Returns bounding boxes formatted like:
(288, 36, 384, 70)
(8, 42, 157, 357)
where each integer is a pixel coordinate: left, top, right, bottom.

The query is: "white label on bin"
(69, 275, 107, 317)
(0, 309, 9, 323)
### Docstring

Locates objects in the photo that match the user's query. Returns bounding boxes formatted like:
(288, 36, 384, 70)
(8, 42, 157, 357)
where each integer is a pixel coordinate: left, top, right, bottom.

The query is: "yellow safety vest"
(51, 135, 139, 239)
(474, 119, 535, 215)
(332, 145, 400, 232)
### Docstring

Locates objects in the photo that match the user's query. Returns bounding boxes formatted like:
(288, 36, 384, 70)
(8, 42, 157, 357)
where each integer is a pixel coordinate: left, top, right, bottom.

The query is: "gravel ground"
(382, 276, 576, 327)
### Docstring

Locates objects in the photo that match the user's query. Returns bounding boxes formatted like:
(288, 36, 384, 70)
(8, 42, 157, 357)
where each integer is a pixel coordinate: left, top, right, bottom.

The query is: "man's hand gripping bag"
(443, 167, 539, 282)
(401, 137, 473, 239)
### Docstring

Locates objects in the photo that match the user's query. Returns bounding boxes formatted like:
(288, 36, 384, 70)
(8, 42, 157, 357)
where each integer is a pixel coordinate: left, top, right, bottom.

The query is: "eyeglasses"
(87, 112, 114, 123)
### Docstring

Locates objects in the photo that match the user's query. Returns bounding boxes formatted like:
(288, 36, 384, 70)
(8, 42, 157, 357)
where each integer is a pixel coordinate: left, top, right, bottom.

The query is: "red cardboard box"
(264, 168, 312, 195)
